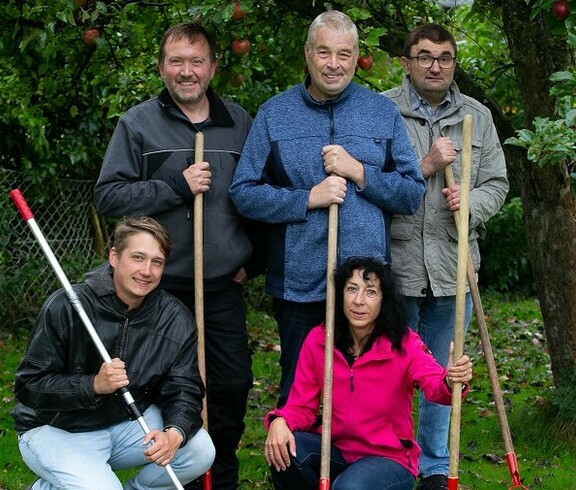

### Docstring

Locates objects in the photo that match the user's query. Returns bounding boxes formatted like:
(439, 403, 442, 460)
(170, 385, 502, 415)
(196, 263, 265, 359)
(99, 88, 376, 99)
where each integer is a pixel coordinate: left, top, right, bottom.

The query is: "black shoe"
(183, 479, 201, 490)
(417, 474, 448, 490)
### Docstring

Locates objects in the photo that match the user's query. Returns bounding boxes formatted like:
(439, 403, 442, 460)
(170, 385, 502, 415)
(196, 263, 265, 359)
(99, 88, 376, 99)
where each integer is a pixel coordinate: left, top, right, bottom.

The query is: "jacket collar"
(357, 335, 393, 363)
(398, 76, 463, 119)
(300, 74, 356, 107)
(84, 263, 159, 315)
(158, 86, 235, 127)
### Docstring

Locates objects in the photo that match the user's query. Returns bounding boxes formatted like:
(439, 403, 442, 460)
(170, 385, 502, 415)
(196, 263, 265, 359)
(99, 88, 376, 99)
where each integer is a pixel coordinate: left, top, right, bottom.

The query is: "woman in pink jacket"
(264, 256, 473, 490)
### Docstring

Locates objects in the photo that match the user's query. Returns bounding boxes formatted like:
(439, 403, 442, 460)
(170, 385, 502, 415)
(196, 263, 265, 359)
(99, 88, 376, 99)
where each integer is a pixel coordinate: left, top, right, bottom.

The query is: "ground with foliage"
(0, 292, 574, 489)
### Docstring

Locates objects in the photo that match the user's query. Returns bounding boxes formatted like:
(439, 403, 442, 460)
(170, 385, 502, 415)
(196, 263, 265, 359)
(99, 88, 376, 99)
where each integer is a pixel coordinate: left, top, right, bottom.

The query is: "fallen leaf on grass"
(482, 453, 505, 464)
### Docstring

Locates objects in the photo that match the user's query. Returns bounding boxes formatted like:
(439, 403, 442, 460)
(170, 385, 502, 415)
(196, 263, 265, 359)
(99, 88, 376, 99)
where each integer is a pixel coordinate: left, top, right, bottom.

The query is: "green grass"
(1, 293, 575, 489)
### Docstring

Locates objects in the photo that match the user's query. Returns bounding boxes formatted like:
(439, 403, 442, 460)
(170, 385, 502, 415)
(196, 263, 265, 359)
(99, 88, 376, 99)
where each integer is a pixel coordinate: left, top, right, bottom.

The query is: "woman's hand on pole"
(446, 342, 473, 389)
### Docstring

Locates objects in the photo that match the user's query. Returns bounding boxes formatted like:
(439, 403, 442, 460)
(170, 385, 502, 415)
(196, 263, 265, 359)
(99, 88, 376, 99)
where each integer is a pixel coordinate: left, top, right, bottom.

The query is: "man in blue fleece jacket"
(230, 10, 425, 407)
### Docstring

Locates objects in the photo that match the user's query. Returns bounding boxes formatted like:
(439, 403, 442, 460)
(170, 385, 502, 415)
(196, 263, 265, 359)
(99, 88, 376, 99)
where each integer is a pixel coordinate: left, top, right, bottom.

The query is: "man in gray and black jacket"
(94, 23, 264, 490)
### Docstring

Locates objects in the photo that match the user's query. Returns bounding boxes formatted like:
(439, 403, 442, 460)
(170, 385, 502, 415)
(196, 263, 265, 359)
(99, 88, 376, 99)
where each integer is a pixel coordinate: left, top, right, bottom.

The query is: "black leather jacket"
(12, 264, 203, 444)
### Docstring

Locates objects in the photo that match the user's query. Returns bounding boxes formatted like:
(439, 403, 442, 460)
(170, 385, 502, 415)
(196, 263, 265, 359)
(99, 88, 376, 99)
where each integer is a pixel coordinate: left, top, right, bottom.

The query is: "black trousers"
(273, 299, 325, 408)
(167, 281, 253, 490)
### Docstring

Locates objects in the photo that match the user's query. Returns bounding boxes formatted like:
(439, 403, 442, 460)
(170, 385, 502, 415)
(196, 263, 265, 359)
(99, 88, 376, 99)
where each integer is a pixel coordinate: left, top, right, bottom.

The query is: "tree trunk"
(499, 0, 576, 385)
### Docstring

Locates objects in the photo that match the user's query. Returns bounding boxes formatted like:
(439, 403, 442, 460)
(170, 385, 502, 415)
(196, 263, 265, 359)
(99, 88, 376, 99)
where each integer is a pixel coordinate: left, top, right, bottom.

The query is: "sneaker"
(417, 474, 448, 490)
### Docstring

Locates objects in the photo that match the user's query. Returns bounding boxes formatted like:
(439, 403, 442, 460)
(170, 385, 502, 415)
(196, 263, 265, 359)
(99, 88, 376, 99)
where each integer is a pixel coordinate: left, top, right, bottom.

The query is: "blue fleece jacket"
(230, 79, 425, 302)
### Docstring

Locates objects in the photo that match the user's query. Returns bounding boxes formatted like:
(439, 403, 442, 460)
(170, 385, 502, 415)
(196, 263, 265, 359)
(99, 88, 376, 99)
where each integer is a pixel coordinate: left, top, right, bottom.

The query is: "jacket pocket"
(390, 216, 414, 240)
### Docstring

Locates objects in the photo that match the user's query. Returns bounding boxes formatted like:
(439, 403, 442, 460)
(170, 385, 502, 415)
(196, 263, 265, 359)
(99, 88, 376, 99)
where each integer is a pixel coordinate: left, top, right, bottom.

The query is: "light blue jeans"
(18, 404, 215, 490)
(405, 292, 472, 479)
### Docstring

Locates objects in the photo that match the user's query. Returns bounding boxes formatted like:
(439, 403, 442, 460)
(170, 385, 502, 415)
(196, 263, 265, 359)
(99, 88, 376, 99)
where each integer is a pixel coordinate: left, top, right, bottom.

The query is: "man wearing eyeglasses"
(382, 24, 509, 490)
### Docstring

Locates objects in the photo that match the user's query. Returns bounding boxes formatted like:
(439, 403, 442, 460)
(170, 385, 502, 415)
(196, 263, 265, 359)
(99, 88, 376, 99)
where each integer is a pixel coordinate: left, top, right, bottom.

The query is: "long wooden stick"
(319, 203, 338, 490)
(193, 132, 212, 490)
(447, 114, 472, 490)
(445, 167, 528, 489)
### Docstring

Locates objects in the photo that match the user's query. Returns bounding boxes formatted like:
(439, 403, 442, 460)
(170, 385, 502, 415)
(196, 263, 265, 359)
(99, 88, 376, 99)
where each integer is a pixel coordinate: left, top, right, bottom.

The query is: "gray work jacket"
(383, 78, 509, 297)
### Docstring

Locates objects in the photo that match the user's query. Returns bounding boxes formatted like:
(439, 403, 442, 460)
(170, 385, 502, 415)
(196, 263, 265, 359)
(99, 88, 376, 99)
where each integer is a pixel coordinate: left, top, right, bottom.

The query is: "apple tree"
(1, 0, 576, 397)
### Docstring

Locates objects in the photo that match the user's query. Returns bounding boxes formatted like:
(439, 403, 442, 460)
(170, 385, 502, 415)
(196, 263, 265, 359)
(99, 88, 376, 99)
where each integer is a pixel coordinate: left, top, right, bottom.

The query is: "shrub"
(479, 197, 535, 294)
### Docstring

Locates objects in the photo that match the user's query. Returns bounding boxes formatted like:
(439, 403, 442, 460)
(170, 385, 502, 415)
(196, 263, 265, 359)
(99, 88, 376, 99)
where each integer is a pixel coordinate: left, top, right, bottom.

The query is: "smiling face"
(109, 232, 166, 311)
(343, 269, 382, 339)
(401, 39, 456, 106)
(158, 35, 216, 109)
(304, 26, 358, 101)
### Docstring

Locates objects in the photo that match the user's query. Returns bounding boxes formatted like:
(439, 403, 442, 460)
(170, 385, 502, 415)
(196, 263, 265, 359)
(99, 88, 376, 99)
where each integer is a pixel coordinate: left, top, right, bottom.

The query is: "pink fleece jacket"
(265, 325, 468, 476)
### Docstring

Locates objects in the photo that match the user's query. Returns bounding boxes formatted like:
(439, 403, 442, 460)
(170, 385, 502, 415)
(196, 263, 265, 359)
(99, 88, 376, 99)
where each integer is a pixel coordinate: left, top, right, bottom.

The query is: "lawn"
(1, 292, 574, 489)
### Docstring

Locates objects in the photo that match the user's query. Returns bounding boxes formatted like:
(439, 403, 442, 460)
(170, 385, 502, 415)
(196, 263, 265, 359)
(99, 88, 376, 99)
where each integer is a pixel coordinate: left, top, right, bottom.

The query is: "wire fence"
(0, 168, 109, 331)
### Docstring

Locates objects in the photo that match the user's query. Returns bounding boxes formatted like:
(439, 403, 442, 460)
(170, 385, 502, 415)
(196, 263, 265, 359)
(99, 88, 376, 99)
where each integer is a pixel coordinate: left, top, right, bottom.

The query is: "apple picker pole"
(447, 114, 472, 490)
(445, 161, 529, 489)
(193, 132, 212, 490)
(318, 203, 338, 490)
(9, 189, 185, 490)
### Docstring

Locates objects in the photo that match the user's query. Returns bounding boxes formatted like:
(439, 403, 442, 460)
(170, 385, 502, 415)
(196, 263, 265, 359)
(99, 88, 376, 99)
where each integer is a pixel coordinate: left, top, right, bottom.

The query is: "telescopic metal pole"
(9, 189, 185, 490)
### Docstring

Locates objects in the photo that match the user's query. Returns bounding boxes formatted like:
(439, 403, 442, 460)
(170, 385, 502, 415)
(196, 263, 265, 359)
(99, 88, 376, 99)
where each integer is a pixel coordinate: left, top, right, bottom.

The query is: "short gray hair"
(305, 10, 358, 51)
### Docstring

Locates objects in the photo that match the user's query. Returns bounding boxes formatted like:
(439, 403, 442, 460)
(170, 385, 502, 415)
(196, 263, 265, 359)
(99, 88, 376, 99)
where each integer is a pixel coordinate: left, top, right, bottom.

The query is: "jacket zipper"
(118, 317, 129, 360)
(329, 102, 335, 144)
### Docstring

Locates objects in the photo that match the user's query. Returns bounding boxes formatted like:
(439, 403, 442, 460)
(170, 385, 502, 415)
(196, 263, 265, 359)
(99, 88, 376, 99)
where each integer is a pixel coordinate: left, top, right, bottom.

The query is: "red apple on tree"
(232, 2, 246, 20)
(83, 28, 100, 45)
(231, 38, 251, 55)
(357, 55, 374, 71)
(230, 73, 245, 87)
(74, 0, 85, 7)
(553, 0, 570, 20)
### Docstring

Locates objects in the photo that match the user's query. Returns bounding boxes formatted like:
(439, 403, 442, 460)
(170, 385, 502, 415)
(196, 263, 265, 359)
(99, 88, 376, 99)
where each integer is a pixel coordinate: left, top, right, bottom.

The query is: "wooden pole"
(319, 203, 338, 490)
(193, 132, 212, 490)
(447, 114, 472, 490)
(445, 166, 528, 490)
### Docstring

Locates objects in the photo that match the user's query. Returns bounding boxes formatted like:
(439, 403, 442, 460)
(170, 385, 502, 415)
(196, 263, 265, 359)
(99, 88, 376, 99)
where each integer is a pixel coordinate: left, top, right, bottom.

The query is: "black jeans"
(273, 299, 325, 407)
(168, 281, 253, 490)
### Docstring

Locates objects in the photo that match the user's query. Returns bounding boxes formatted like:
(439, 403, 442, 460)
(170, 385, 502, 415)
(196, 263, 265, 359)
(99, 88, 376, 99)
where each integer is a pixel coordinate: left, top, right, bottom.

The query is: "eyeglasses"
(408, 54, 456, 69)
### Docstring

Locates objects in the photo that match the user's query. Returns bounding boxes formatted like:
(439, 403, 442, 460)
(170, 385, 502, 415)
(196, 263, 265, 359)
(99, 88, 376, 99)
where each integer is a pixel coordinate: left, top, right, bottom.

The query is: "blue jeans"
(404, 292, 472, 478)
(271, 432, 415, 490)
(18, 405, 215, 489)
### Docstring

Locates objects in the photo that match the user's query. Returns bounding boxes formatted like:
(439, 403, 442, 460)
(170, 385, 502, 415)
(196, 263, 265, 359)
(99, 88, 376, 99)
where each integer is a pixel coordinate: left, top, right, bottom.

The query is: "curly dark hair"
(333, 256, 408, 355)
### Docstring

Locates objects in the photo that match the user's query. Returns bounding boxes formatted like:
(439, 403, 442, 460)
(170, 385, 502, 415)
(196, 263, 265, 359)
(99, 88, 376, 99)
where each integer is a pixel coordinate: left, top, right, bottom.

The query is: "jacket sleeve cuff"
(444, 376, 470, 397)
(164, 425, 187, 448)
(165, 173, 195, 201)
